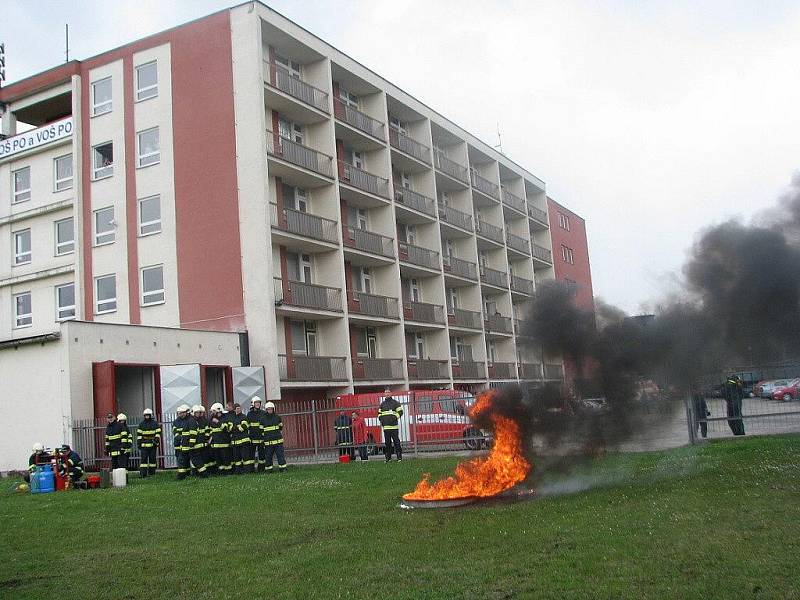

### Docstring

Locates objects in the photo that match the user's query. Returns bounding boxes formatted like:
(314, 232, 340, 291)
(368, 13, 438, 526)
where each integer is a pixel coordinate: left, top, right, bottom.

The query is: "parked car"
(757, 379, 791, 398)
(771, 379, 800, 402)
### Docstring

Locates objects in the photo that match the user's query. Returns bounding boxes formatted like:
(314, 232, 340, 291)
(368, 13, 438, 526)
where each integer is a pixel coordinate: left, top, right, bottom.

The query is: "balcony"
(488, 362, 516, 379)
(350, 291, 399, 319)
(443, 256, 478, 281)
(506, 232, 530, 255)
(510, 275, 534, 296)
(270, 204, 338, 244)
(399, 242, 439, 270)
(266, 131, 334, 178)
(480, 265, 508, 288)
(334, 98, 385, 141)
(352, 357, 404, 381)
(338, 161, 390, 199)
(532, 244, 553, 265)
(343, 226, 395, 258)
(484, 313, 513, 334)
(434, 150, 469, 184)
(389, 129, 431, 164)
(471, 171, 500, 200)
(274, 278, 342, 312)
(528, 204, 549, 227)
(408, 359, 449, 380)
(404, 301, 445, 324)
(452, 361, 486, 380)
(544, 363, 565, 380)
(438, 203, 473, 232)
(394, 187, 436, 218)
(518, 363, 543, 380)
(476, 220, 504, 244)
(448, 308, 483, 329)
(502, 188, 526, 214)
(279, 355, 348, 382)
(263, 62, 329, 113)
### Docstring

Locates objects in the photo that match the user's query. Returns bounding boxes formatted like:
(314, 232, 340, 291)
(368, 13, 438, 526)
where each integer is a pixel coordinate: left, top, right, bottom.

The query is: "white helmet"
(32, 442, 44, 453)
(117, 413, 127, 421)
(265, 401, 275, 410)
(210, 403, 224, 413)
(251, 396, 262, 405)
(191, 404, 203, 413)
(143, 408, 154, 416)
(177, 404, 190, 413)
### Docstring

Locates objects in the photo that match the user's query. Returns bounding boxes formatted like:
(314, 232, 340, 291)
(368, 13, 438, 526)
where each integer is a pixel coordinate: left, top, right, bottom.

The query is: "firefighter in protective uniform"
(173, 405, 195, 480)
(209, 403, 233, 475)
(136, 408, 161, 477)
(105, 413, 132, 470)
(378, 394, 403, 462)
(334, 410, 353, 458)
(24, 443, 51, 483)
(57, 444, 84, 483)
(247, 397, 267, 472)
(191, 405, 210, 477)
(263, 401, 288, 472)
(230, 403, 254, 474)
(723, 375, 746, 436)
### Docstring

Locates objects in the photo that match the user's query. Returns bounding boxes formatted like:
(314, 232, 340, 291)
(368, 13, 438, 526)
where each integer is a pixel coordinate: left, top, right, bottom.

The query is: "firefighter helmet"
(265, 401, 275, 410)
(210, 403, 224, 413)
(117, 413, 127, 421)
(191, 404, 203, 413)
(143, 408, 154, 416)
(176, 404, 190, 413)
(251, 396, 262, 405)
(32, 442, 44, 453)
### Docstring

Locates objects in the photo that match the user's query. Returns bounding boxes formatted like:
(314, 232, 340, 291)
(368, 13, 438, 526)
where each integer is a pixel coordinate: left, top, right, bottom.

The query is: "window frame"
(136, 127, 160, 168)
(141, 264, 166, 307)
(135, 61, 158, 101)
(53, 154, 73, 192)
(138, 195, 162, 236)
(13, 229, 32, 266)
(12, 167, 31, 204)
(55, 282, 76, 321)
(95, 274, 117, 315)
(55, 217, 75, 256)
(92, 142, 114, 180)
(94, 207, 116, 247)
(13, 291, 33, 328)
(91, 77, 113, 116)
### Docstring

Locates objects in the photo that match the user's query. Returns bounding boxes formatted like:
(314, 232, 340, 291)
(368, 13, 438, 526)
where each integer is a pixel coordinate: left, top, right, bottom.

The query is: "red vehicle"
(334, 389, 488, 452)
(771, 379, 800, 402)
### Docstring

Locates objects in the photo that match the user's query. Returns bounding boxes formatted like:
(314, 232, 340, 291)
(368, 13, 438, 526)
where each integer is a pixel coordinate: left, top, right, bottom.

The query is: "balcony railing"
(266, 131, 334, 178)
(443, 256, 477, 280)
(528, 203, 549, 225)
(532, 244, 553, 263)
(452, 361, 485, 379)
(501, 188, 526, 213)
(433, 150, 469, 183)
(274, 278, 342, 312)
(389, 129, 431, 163)
(476, 220, 504, 244)
(399, 242, 439, 269)
(343, 226, 395, 257)
(394, 187, 436, 218)
(488, 362, 516, 379)
(338, 161, 390, 198)
(519, 363, 543, 380)
(470, 170, 500, 200)
(448, 307, 483, 329)
(510, 275, 534, 295)
(437, 203, 473, 232)
(484, 313, 513, 334)
(352, 357, 404, 380)
(506, 232, 530, 254)
(263, 62, 329, 113)
(544, 363, 565, 380)
(279, 355, 348, 382)
(403, 301, 445, 324)
(480, 265, 508, 288)
(270, 204, 338, 243)
(408, 359, 449, 380)
(350, 291, 399, 319)
(334, 98, 385, 140)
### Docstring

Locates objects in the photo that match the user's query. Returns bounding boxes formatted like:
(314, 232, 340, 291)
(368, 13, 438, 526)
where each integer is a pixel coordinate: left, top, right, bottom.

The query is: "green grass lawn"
(1, 436, 799, 600)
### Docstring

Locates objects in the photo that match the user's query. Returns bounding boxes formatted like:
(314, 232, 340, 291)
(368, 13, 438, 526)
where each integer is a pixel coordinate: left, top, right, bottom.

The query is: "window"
(289, 320, 316, 355)
(283, 185, 308, 212)
(486, 340, 497, 362)
(339, 88, 359, 108)
(138, 195, 161, 236)
(406, 332, 424, 358)
(93, 142, 114, 179)
(446, 287, 458, 310)
(95, 274, 117, 314)
(141, 265, 165, 306)
(352, 266, 371, 294)
(355, 327, 377, 357)
(14, 292, 32, 328)
(94, 207, 115, 246)
(287, 252, 312, 282)
(348, 206, 367, 230)
(92, 77, 112, 115)
(278, 118, 303, 144)
(558, 212, 571, 231)
(13, 229, 31, 265)
(405, 278, 420, 302)
(445, 239, 455, 258)
(53, 154, 73, 191)
(135, 61, 158, 101)
(389, 115, 406, 134)
(275, 54, 300, 79)
(12, 167, 31, 203)
(561, 244, 575, 264)
(55, 218, 74, 255)
(55, 283, 75, 321)
(137, 127, 160, 167)
(398, 224, 416, 245)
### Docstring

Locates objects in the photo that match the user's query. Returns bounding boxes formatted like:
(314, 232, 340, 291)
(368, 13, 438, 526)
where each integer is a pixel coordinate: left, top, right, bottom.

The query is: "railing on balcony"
(437, 203, 473, 231)
(394, 187, 436, 217)
(404, 301, 445, 324)
(484, 313, 513, 334)
(343, 226, 395, 257)
(279, 355, 348, 382)
(519, 363, 543, 380)
(353, 358, 404, 380)
(476, 220, 504, 244)
(510, 275, 534, 295)
(470, 170, 500, 200)
(399, 242, 439, 269)
(528, 203, 549, 225)
(544, 363, 565, 380)
(443, 256, 478, 280)
(501, 188, 526, 213)
(270, 204, 338, 243)
(448, 307, 483, 329)
(351, 291, 399, 319)
(273, 278, 342, 311)
(408, 359, 449, 380)
(452, 361, 485, 379)
(488, 362, 516, 379)
(263, 62, 329, 113)
(433, 150, 469, 183)
(333, 98, 385, 140)
(506, 232, 530, 254)
(266, 131, 334, 178)
(389, 129, 431, 163)
(532, 244, 553, 263)
(338, 161, 390, 198)
(480, 265, 508, 288)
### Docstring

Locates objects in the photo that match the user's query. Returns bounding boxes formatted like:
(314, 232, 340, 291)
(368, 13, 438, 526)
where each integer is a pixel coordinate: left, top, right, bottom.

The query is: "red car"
(771, 379, 800, 402)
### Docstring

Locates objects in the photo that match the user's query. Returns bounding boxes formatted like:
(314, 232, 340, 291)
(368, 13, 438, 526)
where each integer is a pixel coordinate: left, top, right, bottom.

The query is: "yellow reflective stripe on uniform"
(265, 439, 284, 445)
(264, 425, 281, 431)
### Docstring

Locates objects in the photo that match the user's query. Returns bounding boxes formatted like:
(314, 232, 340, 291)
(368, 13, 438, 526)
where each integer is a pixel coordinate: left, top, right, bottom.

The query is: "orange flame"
(403, 389, 531, 501)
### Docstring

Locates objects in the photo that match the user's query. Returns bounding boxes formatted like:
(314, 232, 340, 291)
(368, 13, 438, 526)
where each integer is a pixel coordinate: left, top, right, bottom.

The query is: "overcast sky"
(3, 0, 799, 313)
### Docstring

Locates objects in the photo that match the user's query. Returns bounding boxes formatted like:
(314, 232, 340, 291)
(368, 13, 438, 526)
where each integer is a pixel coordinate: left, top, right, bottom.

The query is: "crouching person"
(58, 444, 84, 483)
(25, 443, 51, 483)
(263, 401, 288, 473)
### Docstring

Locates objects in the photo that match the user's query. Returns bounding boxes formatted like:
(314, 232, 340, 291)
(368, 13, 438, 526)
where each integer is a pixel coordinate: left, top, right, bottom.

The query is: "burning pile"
(403, 390, 531, 502)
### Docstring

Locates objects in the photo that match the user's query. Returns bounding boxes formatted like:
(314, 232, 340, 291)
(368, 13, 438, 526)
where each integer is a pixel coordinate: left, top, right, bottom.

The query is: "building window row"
(12, 282, 75, 329)
(557, 211, 570, 231)
(91, 61, 158, 116)
(93, 264, 165, 315)
(561, 244, 575, 264)
(91, 128, 159, 181)
(11, 217, 74, 266)
(10, 156, 73, 205)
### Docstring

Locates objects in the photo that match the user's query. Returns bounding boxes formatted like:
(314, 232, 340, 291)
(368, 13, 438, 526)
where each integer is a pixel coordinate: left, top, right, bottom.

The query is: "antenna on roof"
(65, 24, 70, 62)
(494, 122, 503, 155)
(0, 42, 6, 88)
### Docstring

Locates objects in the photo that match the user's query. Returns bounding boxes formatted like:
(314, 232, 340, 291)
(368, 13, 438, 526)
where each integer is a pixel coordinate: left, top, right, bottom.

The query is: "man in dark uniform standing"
(136, 408, 161, 477)
(723, 375, 746, 436)
(378, 393, 403, 462)
(334, 410, 353, 458)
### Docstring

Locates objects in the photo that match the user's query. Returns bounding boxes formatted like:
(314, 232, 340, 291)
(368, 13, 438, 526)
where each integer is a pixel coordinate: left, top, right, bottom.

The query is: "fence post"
(412, 397, 418, 457)
(685, 395, 697, 445)
(311, 398, 319, 461)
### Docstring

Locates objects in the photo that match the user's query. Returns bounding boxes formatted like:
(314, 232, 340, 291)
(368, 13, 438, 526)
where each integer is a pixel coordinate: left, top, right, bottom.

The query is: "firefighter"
(262, 401, 288, 473)
(351, 411, 369, 461)
(191, 405, 210, 478)
(57, 444, 84, 483)
(136, 408, 161, 477)
(173, 404, 195, 480)
(378, 394, 403, 462)
(105, 412, 131, 470)
(247, 397, 267, 472)
(334, 410, 353, 458)
(209, 403, 233, 475)
(230, 403, 254, 474)
(723, 375, 746, 436)
(24, 443, 51, 483)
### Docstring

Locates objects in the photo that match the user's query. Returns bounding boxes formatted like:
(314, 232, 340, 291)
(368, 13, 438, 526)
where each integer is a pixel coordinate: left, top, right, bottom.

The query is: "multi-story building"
(0, 2, 587, 464)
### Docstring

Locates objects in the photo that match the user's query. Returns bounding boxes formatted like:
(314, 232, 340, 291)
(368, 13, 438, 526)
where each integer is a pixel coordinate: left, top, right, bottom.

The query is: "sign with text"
(0, 117, 73, 160)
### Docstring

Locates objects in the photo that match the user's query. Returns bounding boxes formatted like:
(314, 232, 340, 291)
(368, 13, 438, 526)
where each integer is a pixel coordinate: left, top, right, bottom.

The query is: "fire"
(403, 390, 531, 501)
